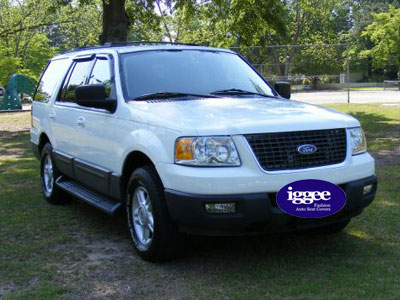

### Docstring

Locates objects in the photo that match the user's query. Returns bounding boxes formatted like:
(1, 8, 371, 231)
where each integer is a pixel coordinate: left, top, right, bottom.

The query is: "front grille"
(245, 129, 347, 171)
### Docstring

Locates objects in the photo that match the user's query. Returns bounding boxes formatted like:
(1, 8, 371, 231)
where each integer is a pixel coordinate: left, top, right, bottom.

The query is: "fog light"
(205, 203, 236, 214)
(363, 184, 374, 195)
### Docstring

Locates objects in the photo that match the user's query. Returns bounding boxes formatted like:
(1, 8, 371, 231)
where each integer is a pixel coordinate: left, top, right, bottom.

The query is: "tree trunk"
(100, 0, 129, 44)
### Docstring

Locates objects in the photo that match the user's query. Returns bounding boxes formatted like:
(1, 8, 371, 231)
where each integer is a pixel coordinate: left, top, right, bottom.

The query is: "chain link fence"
(231, 44, 400, 104)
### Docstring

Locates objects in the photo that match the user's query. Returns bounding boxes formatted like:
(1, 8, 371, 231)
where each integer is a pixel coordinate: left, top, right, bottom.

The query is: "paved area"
(1, 91, 399, 112)
(293, 90, 400, 104)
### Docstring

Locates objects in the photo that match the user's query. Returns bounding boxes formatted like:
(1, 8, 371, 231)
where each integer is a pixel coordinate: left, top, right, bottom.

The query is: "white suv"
(31, 43, 377, 261)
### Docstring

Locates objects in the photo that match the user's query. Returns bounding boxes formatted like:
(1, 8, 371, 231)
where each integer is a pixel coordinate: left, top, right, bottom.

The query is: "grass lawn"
(346, 87, 385, 91)
(292, 87, 387, 92)
(0, 104, 399, 299)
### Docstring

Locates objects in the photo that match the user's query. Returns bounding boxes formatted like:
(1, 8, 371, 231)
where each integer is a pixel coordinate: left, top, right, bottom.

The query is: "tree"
(100, 0, 129, 43)
(48, 2, 102, 51)
(0, 0, 60, 85)
(167, 0, 352, 78)
(167, 0, 287, 47)
(361, 6, 400, 79)
(284, 0, 351, 77)
(0, 0, 164, 85)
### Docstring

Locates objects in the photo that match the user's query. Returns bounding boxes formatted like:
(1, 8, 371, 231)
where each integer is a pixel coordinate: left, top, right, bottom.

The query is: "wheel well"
(121, 151, 155, 191)
(38, 133, 50, 155)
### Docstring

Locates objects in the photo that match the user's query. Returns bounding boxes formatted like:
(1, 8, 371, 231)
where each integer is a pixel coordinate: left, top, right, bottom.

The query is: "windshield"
(120, 50, 275, 100)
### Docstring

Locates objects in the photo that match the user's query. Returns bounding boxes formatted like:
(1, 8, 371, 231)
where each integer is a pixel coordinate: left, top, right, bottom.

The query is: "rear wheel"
(126, 166, 183, 261)
(40, 143, 70, 204)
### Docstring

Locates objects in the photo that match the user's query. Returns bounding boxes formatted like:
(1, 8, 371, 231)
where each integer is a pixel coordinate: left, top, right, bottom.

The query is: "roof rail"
(103, 41, 201, 47)
(69, 41, 203, 54)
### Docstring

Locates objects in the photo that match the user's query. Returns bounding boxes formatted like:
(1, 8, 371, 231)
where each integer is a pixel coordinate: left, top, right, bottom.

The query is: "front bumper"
(165, 175, 377, 236)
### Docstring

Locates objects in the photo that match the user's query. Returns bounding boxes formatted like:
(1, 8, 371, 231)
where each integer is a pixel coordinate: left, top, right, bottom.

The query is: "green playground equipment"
(0, 74, 36, 111)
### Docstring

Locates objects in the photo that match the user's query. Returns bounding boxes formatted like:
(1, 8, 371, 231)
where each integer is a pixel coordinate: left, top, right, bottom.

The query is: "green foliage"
(361, 6, 400, 77)
(0, 0, 163, 86)
(126, 0, 163, 41)
(48, 2, 102, 51)
(166, 0, 352, 76)
(166, 0, 287, 48)
(0, 0, 57, 85)
(286, 0, 350, 75)
(0, 0, 399, 85)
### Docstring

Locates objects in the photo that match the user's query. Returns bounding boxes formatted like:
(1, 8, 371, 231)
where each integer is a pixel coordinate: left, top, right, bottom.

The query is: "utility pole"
(285, 55, 290, 81)
(346, 43, 350, 104)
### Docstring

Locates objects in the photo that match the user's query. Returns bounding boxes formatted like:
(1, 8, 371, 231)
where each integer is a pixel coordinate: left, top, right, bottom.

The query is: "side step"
(55, 177, 122, 215)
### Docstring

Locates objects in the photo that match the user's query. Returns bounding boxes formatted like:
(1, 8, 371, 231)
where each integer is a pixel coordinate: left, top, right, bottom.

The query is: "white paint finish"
(31, 47, 376, 197)
(127, 97, 360, 136)
(31, 101, 52, 145)
(156, 153, 375, 195)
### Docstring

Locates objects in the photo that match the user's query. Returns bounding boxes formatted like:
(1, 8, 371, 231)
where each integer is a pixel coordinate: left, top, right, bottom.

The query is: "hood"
(129, 97, 360, 135)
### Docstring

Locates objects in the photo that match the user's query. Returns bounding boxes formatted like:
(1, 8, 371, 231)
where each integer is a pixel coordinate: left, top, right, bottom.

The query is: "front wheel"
(126, 166, 183, 261)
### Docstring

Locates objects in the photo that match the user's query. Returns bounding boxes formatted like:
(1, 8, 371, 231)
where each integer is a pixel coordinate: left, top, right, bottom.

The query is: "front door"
(65, 55, 120, 196)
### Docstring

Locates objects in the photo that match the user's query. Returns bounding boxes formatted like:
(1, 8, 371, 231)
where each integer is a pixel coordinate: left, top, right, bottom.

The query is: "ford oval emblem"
(297, 144, 317, 155)
(276, 179, 347, 218)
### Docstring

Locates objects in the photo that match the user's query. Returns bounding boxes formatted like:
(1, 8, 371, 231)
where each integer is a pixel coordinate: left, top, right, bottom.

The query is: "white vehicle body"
(31, 44, 377, 241)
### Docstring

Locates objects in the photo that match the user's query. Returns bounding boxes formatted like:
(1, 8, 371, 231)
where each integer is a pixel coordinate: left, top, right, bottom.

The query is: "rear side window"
(88, 58, 112, 98)
(34, 59, 71, 102)
(59, 60, 92, 103)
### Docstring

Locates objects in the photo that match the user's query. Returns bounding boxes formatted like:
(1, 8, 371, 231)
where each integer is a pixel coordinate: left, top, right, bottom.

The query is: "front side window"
(88, 58, 112, 98)
(120, 50, 275, 100)
(34, 58, 71, 102)
(60, 60, 92, 102)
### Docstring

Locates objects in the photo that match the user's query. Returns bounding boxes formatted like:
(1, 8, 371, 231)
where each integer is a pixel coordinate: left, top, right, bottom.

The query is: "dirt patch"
(50, 228, 196, 299)
(0, 124, 30, 134)
(0, 281, 17, 298)
(0, 130, 31, 160)
(371, 146, 400, 167)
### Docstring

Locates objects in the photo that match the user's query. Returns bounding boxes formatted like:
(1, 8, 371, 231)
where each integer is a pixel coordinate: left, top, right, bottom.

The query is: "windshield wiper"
(133, 92, 218, 101)
(210, 88, 276, 98)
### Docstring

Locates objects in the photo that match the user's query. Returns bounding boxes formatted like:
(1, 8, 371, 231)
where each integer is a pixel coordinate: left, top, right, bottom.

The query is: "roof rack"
(103, 41, 201, 47)
(72, 41, 202, 53)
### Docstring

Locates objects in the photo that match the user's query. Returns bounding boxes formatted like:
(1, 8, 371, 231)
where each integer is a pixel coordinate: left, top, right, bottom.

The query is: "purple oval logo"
(276, 179, 346, 218)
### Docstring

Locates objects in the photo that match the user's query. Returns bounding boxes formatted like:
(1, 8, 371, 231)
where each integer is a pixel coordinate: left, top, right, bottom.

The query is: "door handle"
(76, 116, 86, 126)
(49, 112, 56, 120)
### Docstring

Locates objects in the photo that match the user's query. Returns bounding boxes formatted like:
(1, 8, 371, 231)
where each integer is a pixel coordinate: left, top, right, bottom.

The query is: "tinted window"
(88, 58, 112, 97)
(34, 59, 71, 102)
(121, 50, 274, 100)
(61, 60, 92, 102)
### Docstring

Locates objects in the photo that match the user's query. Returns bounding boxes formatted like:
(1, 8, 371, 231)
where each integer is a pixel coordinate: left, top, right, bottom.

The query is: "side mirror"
(75, 84, 116, 111)
(274, 82, 291, 99)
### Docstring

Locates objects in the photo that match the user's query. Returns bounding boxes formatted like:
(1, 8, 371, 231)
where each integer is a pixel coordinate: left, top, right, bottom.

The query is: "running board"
(55, 177, 122, 215)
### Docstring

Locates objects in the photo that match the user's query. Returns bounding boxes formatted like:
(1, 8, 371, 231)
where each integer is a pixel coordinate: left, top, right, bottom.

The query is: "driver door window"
(88, 58, 112, 98)
(59, 60, 92, 103)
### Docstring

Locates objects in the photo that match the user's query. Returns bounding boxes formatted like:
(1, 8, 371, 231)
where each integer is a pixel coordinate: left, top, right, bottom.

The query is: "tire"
(313, 219, 351, 234)
(126, 166, 183, 262)
(40, 143, 70, 204)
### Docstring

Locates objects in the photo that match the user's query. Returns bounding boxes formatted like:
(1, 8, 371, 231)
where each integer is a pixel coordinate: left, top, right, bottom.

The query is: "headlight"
(349, 127, 367, 155)
(175, 136, 241, 166)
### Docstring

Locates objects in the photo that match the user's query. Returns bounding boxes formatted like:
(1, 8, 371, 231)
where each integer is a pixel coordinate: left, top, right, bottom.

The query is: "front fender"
(117, 125, 178, 175)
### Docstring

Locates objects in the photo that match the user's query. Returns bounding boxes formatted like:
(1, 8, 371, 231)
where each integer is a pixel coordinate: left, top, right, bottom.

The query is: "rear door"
(51, 56, 94, 178)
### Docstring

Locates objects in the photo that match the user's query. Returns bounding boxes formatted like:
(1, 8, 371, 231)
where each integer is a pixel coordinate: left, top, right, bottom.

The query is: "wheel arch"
(121, 151, 162, 196)
(38, 132, 51, 155)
